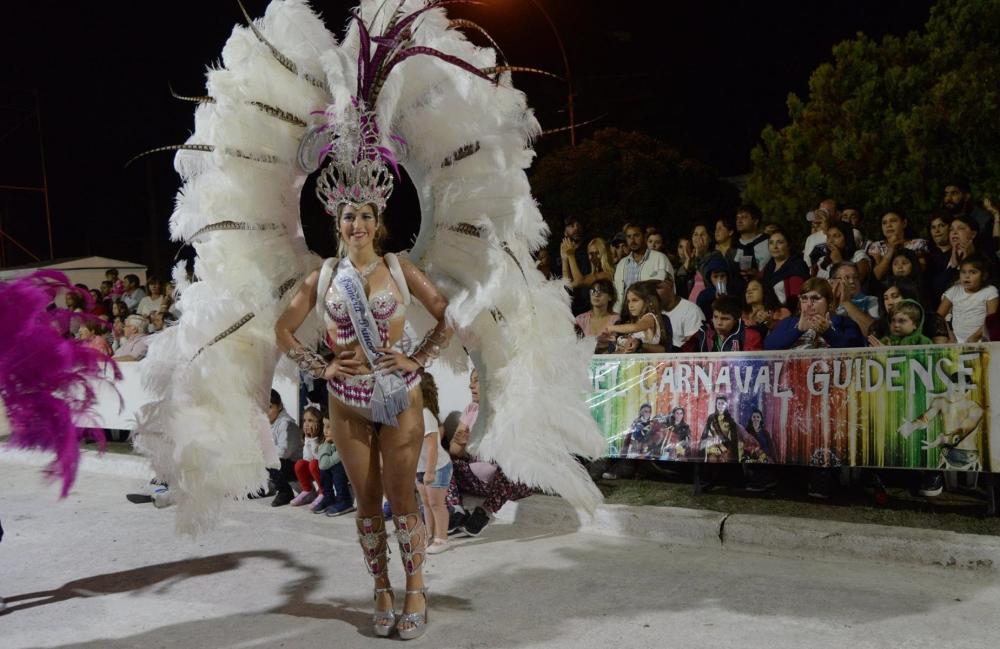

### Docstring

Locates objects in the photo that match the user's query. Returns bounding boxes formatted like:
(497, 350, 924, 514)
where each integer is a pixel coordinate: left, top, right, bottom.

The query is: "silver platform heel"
(398, 587, 429, 640)
(356, 516, 396, 637)
(393, 512, 429, 640)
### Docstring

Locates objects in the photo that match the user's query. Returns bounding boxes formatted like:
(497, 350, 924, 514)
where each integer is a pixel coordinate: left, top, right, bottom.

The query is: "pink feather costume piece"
(0, 270, 120, 496)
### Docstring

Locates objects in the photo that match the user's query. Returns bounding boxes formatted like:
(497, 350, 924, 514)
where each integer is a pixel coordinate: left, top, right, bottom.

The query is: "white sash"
(334, 257, 410, 425)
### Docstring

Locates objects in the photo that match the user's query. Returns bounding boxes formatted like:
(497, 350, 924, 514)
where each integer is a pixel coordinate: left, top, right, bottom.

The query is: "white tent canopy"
(0, 256, 147, 291)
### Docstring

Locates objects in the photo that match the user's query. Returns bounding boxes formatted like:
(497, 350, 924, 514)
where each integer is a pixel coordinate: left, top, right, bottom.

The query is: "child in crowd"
(416, 373, 452, 554)
(291, 406, 323, 506)
(316, 415, 355, 516)
(604, 281, 669, 353)
(695, 295, 763, 352)
(869, 280, 950, 343)
(105, 268, 125, 299)
(889, 248, 924, 292)
(938, 256, 998, 343)
(868, 300, 932, 347)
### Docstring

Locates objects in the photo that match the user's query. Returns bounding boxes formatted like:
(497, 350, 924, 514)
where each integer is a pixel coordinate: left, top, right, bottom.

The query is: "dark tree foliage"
(746, 0, 1000, 238)
(530, 128, 740, 244)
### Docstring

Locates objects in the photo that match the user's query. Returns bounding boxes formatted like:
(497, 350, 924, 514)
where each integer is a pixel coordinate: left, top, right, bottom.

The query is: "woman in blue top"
(764, 277, 866, 350)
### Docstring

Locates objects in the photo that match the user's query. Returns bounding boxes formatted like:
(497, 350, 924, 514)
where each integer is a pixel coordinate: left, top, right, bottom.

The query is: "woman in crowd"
(713, 216, 737, 261)
(605, 281, 671, 353)
(938, 255, 998, 343)
(646, 228, 665, 253)
(743, 278, 791, 338)
(765, 277, 864, 499)
(574, 278, 619, 353)
(761, 227, 809, 309)
(276, 193, 452, 638)
(764, 278, 866, 350)
(77, 321, 113, 357)
(445, 370, 534, 536)
(416, 373, 452, 555)
(137, 277, 167, 318)
(869, 279, 950, 344)
(111, 299, 130, 319)
(290, 406, 324, 507)
(815, 221, 871, 283)
(674, 236, 696, 297)
(925, 212, 954, 311)
(562, 237, 614, 289)
(945, 214, 994, 282)
(867, 211, 928, 281)
(88, 289, 107, 317)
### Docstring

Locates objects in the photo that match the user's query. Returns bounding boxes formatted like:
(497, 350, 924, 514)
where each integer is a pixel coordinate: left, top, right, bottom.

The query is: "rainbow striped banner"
(587, 344, 999, 472)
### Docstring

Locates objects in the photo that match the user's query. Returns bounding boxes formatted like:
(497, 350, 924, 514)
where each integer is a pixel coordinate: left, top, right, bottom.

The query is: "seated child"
(291, 406, 323, 507)
(315, 416, 355, 516)
(868, 299, 931, 347)
(695, 295, 763, 352)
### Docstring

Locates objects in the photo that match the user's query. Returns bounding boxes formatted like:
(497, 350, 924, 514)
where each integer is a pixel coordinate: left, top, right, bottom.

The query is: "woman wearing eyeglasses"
(764, 277, 866, 350)
(574, 278, 620, 353)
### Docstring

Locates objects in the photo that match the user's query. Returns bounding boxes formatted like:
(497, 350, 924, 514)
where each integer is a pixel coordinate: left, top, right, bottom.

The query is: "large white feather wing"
(134, 0, 334, 534)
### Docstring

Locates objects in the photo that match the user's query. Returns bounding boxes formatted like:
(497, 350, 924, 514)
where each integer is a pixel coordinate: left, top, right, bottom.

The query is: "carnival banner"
(587, 344, 1000, 472)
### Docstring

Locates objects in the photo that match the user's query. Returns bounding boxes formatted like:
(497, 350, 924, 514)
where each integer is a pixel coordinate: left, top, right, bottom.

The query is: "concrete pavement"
(2, 461, 1000, 649)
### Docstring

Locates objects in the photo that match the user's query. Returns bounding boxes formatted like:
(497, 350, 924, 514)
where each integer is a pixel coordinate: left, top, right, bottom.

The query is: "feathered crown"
(305, 1, 514, 218)
(307, 99, 398, 215)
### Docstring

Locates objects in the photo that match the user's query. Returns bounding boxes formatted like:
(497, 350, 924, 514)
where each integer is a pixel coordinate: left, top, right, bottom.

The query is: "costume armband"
(412, 322, 453, 369)
(287, 346, 328, 379)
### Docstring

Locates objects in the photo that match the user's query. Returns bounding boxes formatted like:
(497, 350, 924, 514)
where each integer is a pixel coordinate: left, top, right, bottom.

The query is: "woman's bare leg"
(378, 388, 427, 629)
(329, 396, 392, 614)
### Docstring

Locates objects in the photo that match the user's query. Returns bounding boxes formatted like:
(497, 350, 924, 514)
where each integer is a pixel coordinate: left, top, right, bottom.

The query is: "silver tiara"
(303, 103, 397, 215)
(315, 157, 394, 215)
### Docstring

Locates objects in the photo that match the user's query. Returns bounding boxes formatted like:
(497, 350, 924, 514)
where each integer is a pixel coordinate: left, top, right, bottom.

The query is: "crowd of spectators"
(556, 179, 999, 357)
(61, 268, 181, 363)
(551, 179, 1000, 498)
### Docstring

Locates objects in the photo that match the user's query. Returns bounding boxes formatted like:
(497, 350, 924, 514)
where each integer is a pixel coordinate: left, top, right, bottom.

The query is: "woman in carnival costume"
(132, 0, 604, 639)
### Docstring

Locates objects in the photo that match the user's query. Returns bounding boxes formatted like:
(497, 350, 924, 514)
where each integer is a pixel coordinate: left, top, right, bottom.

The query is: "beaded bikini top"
(320, 254, 409, 346)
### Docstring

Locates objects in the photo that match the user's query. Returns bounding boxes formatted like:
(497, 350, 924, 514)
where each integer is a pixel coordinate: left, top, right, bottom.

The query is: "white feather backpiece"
(136, 0, 603, 534)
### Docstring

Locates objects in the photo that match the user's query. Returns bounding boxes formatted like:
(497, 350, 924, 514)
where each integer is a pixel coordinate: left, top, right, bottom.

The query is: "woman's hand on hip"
(375, 347, 422, 374)
(323, 350, 364, 381)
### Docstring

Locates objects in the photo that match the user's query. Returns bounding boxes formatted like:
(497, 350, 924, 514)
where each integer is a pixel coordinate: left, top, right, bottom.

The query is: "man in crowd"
(612, 223, 673, 311)
(121, 274, 147, 313)
(733, 203, 771, 279)
(267, 389, 303, 507)
(112, 315, 150, 362)
(841, 206, 864, 238)
(943, 178, 995, 254)
(609, 231, 628, 266)
(830, 261, 877, 335)
(802, 198, 839, 262)
(652, 270, 704, 351)
(553, 216, 590, 278)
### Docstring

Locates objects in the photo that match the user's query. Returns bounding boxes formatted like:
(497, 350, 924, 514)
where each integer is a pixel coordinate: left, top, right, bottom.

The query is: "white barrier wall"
(77, 357, 300, 429)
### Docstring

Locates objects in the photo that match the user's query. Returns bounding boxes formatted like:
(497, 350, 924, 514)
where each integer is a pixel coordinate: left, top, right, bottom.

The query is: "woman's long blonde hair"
(587, 237, 614, 275)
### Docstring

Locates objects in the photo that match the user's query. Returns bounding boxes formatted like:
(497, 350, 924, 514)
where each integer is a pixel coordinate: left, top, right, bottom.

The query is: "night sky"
(0, 0, 933, 277)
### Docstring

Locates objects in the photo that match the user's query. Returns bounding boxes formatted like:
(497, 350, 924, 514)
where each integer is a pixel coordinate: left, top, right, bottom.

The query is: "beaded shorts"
(328, 371, 421, 410)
